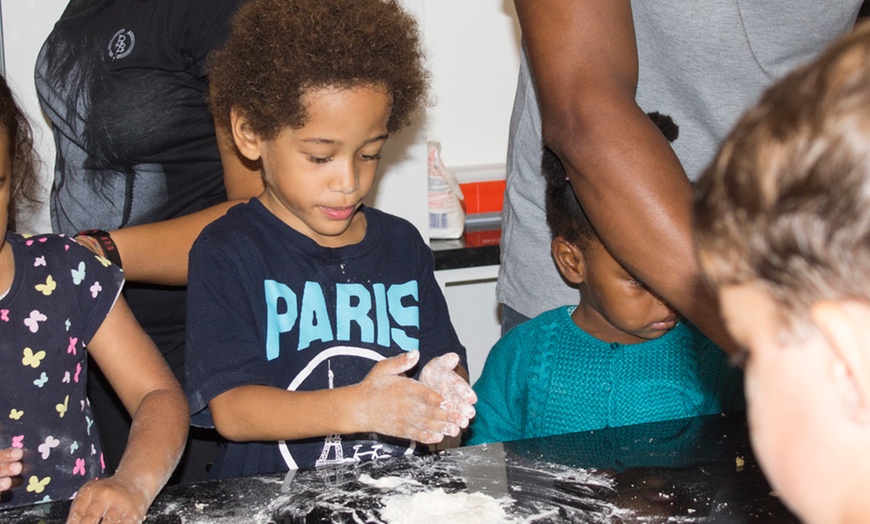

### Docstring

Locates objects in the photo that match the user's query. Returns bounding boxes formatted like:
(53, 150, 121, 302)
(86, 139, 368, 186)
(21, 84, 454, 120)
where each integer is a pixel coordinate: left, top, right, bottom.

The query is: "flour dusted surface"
(380, 488, 508, 524)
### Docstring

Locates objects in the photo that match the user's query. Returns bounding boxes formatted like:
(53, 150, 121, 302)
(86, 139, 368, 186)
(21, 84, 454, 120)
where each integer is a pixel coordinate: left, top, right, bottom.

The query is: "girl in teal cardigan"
(466, 138, 743, 445)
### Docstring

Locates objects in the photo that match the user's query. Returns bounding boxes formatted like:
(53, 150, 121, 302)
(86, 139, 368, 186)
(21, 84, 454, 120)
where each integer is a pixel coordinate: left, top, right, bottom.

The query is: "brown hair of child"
(0, 75, 39, 230)
(694, 21, 870, 329)
(208, 0, 430, 141)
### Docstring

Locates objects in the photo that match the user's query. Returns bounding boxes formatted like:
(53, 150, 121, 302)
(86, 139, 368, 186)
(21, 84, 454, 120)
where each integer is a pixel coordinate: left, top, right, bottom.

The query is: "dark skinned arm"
(514, 0, 736, 352)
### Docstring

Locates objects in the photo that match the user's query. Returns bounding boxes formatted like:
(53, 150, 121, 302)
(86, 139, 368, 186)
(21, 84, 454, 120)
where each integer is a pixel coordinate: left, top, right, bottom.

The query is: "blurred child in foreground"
(694, 21, 870, 524)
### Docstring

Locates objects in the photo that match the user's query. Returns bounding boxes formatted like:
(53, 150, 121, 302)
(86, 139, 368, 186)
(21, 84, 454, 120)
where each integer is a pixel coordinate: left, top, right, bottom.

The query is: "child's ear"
(230, 108, 262, 162)
(811, 299, 870, 425)
(551, 237, 585, 285)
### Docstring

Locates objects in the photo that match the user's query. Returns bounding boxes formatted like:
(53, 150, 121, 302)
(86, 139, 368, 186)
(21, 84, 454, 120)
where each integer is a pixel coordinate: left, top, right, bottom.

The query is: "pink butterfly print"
(23, 310, 47, 333)
(0, 310, 8, 322)
(37, 436, 60, 459)
(33, 256, 46, 267)
(67, 337, 78, 356)
(73, 458, 86, 476)
(24, 237, 47, 246)
(89, 281, 103, 298)
(11, 435, 24, 448)
(74, 362, 82, 383)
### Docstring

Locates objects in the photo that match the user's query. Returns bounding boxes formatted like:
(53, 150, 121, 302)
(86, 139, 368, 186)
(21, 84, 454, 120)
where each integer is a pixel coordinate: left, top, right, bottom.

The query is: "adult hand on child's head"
(67, 476, 150, 524)
(0, 447, 23, 492)
(419, 352, 477, 427)
(355, 351, 467, 445)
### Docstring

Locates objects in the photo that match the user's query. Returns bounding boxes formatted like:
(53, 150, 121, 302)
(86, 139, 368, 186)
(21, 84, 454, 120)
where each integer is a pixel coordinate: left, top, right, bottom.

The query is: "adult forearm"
(547, 100, 736, 351)
(517, 0, 735, 351)
(110, 199, 246, 285)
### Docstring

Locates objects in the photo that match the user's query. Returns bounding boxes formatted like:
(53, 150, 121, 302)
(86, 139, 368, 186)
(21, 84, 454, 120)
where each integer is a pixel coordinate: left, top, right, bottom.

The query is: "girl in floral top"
(0, 75, 188, 522)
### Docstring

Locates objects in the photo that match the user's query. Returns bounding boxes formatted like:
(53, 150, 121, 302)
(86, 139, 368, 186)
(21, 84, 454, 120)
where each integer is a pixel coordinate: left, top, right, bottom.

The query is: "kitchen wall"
(424, 0, 521, 169)
(424, 2, 520, 382)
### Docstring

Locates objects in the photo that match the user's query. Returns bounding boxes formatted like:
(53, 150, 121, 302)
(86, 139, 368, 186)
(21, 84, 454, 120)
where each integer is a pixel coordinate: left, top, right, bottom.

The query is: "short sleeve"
(59, 236, 125, 344)
(184, 235, 269, 427)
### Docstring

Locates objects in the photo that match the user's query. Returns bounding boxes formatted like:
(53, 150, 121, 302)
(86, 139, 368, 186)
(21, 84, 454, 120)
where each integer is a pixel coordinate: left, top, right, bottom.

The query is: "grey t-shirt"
(498, 1, 862, 319)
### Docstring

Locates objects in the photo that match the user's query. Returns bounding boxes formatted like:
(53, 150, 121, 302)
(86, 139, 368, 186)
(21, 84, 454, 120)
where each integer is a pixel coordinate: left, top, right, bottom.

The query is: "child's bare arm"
(66, 296, 188, 524)
(210, 351, 465, 445)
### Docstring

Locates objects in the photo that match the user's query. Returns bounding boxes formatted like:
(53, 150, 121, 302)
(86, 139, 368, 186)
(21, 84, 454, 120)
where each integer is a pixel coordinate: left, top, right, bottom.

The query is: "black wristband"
(76, 229, 123, 269)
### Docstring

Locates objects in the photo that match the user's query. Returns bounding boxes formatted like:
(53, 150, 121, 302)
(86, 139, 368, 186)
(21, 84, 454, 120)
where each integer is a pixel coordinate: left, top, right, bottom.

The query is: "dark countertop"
(2, 412, 797, 523)
(430, 213, 501, 271)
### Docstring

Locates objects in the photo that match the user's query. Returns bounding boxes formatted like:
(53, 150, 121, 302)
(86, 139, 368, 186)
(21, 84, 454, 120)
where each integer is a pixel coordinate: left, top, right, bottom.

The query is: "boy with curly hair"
(694, 22, 870, 524)
(184, 0, 476, 478)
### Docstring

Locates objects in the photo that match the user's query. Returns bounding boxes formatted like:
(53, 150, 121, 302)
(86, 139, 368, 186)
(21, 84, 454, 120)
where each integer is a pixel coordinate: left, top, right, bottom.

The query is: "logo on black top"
(108, 29, 135, 60)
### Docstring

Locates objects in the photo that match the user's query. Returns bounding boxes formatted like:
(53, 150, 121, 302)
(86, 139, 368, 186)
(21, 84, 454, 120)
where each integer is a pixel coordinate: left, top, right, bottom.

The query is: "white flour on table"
(358, 473, 423, 490)
(380, 488, 508, 524)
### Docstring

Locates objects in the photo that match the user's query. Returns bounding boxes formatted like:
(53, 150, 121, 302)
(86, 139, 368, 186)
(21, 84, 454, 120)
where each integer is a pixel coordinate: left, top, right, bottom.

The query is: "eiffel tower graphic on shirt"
(315, 360, 344, 467)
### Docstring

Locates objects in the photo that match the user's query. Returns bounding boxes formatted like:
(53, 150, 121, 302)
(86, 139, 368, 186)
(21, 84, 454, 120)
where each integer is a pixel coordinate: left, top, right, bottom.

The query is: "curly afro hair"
(208, 0, 430, 141)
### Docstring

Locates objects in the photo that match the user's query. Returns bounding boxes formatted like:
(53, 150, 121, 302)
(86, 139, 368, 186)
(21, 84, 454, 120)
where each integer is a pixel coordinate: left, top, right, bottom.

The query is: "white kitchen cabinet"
(436, 266, 501, 385)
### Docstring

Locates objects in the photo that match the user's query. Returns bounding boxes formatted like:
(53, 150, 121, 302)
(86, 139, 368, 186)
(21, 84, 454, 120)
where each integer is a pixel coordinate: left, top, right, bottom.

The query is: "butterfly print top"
(0, 232, 123, 509)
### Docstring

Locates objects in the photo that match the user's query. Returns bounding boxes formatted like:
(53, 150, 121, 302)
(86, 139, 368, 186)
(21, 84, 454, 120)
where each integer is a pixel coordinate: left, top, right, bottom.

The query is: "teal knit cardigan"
(464, 306, 744, 445)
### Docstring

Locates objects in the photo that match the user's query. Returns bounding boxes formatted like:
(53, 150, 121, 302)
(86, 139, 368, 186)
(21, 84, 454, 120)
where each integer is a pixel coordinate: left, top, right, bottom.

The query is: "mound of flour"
(380, 488, 507, 524)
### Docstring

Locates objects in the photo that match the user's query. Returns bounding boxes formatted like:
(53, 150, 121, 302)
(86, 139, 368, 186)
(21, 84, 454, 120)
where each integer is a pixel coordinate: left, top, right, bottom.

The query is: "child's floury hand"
(0, 447, 23, 492)
(357, 351, 467, 444)
(66, 476, 149, 524)
(420, 352, 477, 427)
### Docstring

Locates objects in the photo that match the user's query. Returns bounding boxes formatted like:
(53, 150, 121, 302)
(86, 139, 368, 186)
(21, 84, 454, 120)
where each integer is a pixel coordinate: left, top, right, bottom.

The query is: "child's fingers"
(0, 448, 23, 491)
(67, 479, 147, 524)
(0, 447, 24, 462)
(406, 411, 461, 444)
(369, 350, 420, 378)
(429, 352, 460, 371)
(365, 377, 463, 443)
(450, 382, 478, 420)
(439, 373, 477, 406)
(405, 383, 466, 441)
(420, 353, 466, 389)
(420, 359, 477, 421)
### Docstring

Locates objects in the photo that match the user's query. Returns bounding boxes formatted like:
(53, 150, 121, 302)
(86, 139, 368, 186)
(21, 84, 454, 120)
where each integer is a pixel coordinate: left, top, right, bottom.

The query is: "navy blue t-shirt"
(185, 201, 466, 477)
